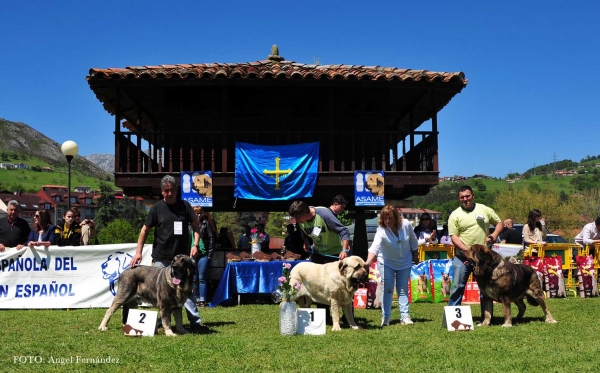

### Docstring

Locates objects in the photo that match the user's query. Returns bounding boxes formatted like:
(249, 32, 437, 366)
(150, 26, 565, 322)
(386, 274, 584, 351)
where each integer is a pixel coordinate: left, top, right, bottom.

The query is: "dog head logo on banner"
(100, 251, 133, 295)
(354, 171, 384, 206)
(181, 171, 213, 207)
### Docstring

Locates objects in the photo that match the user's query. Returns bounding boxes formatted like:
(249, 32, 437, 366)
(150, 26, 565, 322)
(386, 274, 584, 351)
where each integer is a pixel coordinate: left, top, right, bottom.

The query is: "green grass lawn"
(2, 297, 599, 373)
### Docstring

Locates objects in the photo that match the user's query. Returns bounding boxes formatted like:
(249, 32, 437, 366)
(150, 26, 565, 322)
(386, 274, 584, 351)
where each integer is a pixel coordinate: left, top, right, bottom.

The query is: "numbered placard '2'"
(296, 308, 326, 335)
(442, 306, 474, 332)
(123, 309, 158, 337)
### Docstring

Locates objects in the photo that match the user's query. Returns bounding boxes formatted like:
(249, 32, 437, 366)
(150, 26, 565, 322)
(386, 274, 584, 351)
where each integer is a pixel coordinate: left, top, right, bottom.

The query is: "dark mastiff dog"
(463, 244, 557, 327)
(98, 254, 195, 336)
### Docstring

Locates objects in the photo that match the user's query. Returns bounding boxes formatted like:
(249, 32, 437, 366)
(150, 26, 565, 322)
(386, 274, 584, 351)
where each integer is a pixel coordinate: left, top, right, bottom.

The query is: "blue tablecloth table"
(209, 260, 306, 307)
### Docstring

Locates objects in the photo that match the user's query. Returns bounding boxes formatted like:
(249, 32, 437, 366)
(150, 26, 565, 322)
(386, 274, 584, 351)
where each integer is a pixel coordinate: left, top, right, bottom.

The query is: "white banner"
(0, 244, 153, 309)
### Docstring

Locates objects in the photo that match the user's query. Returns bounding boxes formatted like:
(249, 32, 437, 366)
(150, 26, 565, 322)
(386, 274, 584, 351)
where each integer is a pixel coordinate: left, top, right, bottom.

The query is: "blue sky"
(1, 1, 598, 178)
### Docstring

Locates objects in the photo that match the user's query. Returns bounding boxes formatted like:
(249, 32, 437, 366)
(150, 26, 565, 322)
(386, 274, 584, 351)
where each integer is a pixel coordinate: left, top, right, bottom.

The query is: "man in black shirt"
(129, 175, 207, 333)
(500, 219, 522, 245)
(0, 200, 31, 251)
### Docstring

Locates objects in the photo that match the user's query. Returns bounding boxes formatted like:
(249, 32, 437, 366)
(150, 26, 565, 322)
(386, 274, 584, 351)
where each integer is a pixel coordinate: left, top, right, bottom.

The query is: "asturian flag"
(234, 142, 319, 200)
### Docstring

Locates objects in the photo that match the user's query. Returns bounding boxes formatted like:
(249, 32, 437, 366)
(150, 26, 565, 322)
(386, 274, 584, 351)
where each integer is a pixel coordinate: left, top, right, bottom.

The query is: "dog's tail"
(525, 294, 539, 306)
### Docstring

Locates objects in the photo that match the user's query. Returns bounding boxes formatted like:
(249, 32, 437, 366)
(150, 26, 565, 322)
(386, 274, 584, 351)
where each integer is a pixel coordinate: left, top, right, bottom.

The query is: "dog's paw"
(501, 324, 513, 328)
(164, 329, 177, 337)
(351, 325, 362, 330)
(476, 322, 490, 327)
(331, 325, 341, 332)
(546, 319, 558, 324)
(98, 325, 108, 331)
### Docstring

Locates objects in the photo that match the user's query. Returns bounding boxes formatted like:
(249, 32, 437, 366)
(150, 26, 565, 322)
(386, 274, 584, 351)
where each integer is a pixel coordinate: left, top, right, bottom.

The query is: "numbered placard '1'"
(442, 306, 474, 332)
(123, 309, 158, 337)
(296, 308, 326, 335)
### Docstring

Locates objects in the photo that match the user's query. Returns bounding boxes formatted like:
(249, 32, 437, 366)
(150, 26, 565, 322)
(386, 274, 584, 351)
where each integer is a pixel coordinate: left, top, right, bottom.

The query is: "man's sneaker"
(381, 318, 390, 327)
(400, 317, 414, 325)
(189, 323, 210, 334)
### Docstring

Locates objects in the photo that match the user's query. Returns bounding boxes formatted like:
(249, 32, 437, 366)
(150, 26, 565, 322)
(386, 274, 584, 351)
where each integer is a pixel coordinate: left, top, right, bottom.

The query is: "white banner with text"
(0, 244, 153, 309)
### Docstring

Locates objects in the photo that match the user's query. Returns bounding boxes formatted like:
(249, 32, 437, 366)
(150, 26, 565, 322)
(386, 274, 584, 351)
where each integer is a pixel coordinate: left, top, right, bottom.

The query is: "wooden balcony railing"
(115, 130, 438, 175)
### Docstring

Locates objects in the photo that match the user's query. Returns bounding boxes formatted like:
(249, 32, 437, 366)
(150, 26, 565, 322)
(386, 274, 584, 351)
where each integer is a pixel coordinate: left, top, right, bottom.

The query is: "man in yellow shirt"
(447, 186, 503, 306)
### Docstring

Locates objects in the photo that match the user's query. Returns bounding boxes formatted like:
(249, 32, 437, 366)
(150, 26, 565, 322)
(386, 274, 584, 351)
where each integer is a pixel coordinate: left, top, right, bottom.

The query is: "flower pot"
(279, 300, 297, 335)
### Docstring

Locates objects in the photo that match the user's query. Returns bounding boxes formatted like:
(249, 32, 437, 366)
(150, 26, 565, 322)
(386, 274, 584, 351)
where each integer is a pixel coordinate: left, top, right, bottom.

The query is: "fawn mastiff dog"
(463, 244, 557, 327)
(98, 254, 195, 336)
(289, 255, 369, 331)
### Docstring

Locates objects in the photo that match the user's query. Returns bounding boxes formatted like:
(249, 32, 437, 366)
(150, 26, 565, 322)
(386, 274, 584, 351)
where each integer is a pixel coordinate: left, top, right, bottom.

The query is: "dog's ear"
(476, 244, 495, 271)
(339, 260, 348, 275)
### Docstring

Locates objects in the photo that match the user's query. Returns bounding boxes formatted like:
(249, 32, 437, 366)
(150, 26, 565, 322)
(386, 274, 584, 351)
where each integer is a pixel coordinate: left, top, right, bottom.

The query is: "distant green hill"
(0, 118, 114, 193)
(0, 157, 112, 193)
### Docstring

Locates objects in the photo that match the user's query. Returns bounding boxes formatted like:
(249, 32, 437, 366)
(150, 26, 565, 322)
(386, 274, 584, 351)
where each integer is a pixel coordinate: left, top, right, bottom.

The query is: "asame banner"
(0, 244, 152, 309)
(181, 171, 213, 207)
(354, 170, 385, 206)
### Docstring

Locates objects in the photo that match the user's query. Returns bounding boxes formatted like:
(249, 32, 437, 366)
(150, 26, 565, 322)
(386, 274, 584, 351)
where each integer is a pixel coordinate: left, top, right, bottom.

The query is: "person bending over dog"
(288, 196, 352, 325)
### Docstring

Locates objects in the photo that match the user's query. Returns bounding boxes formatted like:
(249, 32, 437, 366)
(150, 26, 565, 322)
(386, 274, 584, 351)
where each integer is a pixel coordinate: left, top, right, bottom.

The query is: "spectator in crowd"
(329, 195, 348, 216)
(27, 209, 56, 247)
(283, 223, 307, 259)
(500, 218, 522, 245)
(447, 186, 502, 306)
(439, 224, 452, 245)
(0, 200, 31, 251)
(289, 199, 351, 325)
(522, 209, 547, 245)
(129, 175, 207, 333)
(204, 211, 217, 238)
(574, 216, 600, 255)
(54, 209, 82, 246)
(257, 223, 270, 251)
(193, 206, 216, 308)
(217, 227, 236, 249)
(71, 207, 88, 245)
(81, 220, 98, 245)
(237, 225, 251, 251)
(414, 212, 438, 245)
(366, 205, 419, 326)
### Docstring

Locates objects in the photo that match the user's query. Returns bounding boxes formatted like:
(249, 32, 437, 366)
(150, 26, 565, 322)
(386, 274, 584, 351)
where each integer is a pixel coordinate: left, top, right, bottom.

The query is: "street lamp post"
(61, 140, 78, 212)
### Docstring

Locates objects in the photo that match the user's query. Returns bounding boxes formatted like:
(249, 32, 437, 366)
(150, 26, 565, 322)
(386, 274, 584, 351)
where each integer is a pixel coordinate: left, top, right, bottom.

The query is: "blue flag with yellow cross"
(234, 142, 319, 200)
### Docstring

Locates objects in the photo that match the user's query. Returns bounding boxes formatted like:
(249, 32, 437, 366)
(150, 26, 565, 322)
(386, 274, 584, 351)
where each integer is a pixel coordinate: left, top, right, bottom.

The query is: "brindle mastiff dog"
(289, 255, 369, 331)
(98, 254, 195, 336)
(463, 244, 557, 327)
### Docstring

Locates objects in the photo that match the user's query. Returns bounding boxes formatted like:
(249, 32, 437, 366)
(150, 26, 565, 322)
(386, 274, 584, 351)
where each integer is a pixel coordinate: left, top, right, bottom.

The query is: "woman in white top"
(366, 205, 419, 327)
(522, 209, 547, 245)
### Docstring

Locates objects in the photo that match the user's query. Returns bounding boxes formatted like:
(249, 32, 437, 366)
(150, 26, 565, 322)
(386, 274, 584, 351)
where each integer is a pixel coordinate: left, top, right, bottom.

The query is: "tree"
(97, 219, 141, 244)
(575, 188, 600, 221)
(336, 210, 352, 226)
(265, 212, 287, 238)
(494, 189, 580, 231)
(93, 181, 146, 232)
(93, 182, 119, 230)
(559, 190, 569, 203)
(527, 182, 542, 193)
(212, 212, 242, 237)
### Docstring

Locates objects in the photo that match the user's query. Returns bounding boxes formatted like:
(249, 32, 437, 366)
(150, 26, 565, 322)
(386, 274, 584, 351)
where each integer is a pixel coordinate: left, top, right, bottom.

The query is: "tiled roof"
(87, 60, 467, 85)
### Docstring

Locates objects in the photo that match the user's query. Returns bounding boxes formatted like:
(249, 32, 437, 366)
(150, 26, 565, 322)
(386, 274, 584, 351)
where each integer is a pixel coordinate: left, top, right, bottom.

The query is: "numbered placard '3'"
(442, 306, 474, 332)
(123, 309, 158, 337)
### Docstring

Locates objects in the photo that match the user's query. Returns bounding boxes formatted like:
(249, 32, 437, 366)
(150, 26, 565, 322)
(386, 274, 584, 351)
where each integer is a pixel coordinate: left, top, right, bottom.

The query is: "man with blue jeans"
(130, 175, 208, 333)
(448, 186, 503, 315)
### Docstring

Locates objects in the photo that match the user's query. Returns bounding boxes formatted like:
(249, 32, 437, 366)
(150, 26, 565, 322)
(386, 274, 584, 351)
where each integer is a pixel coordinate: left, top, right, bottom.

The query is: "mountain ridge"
(0, 117, 111, 179)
